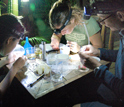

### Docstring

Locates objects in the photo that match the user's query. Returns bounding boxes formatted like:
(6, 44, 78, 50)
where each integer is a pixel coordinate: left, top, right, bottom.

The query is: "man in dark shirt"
(79, 0, 124, 107)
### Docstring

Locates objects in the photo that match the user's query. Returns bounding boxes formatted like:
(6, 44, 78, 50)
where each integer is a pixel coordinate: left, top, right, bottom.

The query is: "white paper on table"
(21, 69, 54, 99)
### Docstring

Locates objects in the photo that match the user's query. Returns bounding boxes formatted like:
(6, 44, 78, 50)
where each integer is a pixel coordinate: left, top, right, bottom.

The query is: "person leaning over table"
(78, 0, 124, 107)
(0, 14, 27, 105)
(49, 0, 103, 53)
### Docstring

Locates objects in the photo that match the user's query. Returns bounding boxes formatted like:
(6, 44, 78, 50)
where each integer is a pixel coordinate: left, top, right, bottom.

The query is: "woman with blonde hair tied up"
(49, 0, 103, 53)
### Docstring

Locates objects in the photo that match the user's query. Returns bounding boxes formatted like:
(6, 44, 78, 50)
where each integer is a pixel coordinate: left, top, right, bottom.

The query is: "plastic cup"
(46, 53, 57, 65)
(34, 45, 42, 59)
(60, 46, 70, 55)
(51, 67, 63, 82)
(25, 47, 36, 60)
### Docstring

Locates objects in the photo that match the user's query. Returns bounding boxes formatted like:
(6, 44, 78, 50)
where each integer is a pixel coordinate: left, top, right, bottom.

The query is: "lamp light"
(21, 0, 29, 2)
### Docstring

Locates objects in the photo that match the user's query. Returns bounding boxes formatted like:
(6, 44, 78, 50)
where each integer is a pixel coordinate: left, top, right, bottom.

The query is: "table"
(16, 55, 109, 100)
(13, 57, 110, 107)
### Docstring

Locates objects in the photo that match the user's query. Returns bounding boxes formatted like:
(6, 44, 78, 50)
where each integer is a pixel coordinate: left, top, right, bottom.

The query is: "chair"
(101, 25, 114, 50)
(101, 25, 119, 73)
(93, 15, 114, 50)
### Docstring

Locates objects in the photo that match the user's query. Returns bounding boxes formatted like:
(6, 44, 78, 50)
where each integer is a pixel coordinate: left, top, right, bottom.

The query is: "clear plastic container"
(56, 54, 69, 65)
(46, 53, 57, 65)
(60, 45, 70, 55)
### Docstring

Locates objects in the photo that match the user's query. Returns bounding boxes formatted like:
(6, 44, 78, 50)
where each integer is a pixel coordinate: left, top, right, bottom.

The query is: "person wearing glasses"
(77, 0, 124, 107)
(0, 14, 27, 106)
(49, 0, 103, 53)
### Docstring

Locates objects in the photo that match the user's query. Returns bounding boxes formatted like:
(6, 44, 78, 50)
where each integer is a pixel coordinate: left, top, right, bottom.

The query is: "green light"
(30, 3, 35, 11)
(36, 19, 46, 31)
(21, 0, 29, 2)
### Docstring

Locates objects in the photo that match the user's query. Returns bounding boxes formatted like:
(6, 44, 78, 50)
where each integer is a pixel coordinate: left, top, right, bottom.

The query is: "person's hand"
(80, 45, 100, 56)
(12, 56, 27, 72)
(6, 52, 17, 64)
(67, 41, 80, 53)
(79, 52, 102, 69)
(50, 34, 61, 50)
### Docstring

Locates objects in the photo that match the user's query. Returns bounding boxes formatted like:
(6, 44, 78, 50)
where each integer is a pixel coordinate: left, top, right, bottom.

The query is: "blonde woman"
(49, 0, 103, 53)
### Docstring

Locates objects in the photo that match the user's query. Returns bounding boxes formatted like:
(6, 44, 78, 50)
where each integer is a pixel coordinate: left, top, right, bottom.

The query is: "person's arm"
(0, 56, 26, 99)
(85, 17, 103, 49)
(0, 52, 17, 69)
(80, 45, 118, 62)
(95, 65, 124, 100)
(99, 48, 118, 62)
(0, 59, 8, 68)
(90, 31, 103, 48)
(79, 52, 124, 100)
(50, 33, 62, 50)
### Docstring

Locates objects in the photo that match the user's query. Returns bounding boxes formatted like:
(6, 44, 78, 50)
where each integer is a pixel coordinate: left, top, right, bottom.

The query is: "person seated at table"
(0, 14, 27, 104)
(49, 0, 103, 53)
(78, 0, 124, 106)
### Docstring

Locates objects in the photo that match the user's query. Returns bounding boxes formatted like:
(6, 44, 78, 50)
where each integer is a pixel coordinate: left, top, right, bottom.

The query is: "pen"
(27, 73, 45, 87)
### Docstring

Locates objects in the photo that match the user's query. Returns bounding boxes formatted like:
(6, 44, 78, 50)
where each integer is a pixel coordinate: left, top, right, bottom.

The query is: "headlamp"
(83, 1, 124, 20)
(54, 8, 72, 35)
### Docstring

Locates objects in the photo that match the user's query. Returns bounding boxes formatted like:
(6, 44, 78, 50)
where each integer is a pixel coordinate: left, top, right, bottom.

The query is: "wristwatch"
(94, 66, 100, 73)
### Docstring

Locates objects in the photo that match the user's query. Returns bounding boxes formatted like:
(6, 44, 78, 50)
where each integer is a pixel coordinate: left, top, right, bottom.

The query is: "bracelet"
(94, 66, 101, 73)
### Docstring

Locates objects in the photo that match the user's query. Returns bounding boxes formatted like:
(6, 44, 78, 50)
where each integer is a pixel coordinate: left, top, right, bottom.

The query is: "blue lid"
(23, 37, 33, 55)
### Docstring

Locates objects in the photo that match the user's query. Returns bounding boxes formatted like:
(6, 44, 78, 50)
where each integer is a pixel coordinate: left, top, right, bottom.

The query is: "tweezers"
(46, 49, 59, 53)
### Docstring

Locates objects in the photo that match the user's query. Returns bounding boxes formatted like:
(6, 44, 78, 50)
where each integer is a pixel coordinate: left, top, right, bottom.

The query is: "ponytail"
(58, 0, 71, 8)
(59, 0, 70, 4)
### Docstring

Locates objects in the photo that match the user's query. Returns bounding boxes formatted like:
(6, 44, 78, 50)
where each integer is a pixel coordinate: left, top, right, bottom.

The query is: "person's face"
(4, 37, 20, 56)
(55, 19, 76, 35)
(97, 14, 123, 31)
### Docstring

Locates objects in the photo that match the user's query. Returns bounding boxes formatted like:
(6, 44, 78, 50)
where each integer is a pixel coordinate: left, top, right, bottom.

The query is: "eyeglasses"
(20, 33, 25, 40)
(54, 9, 72, 35)
(99, 14, 112, 23)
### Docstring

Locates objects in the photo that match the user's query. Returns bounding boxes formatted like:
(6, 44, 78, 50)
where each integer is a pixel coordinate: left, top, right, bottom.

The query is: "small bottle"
(23, 37, 32, 55)
(42, 41, 46, 61)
